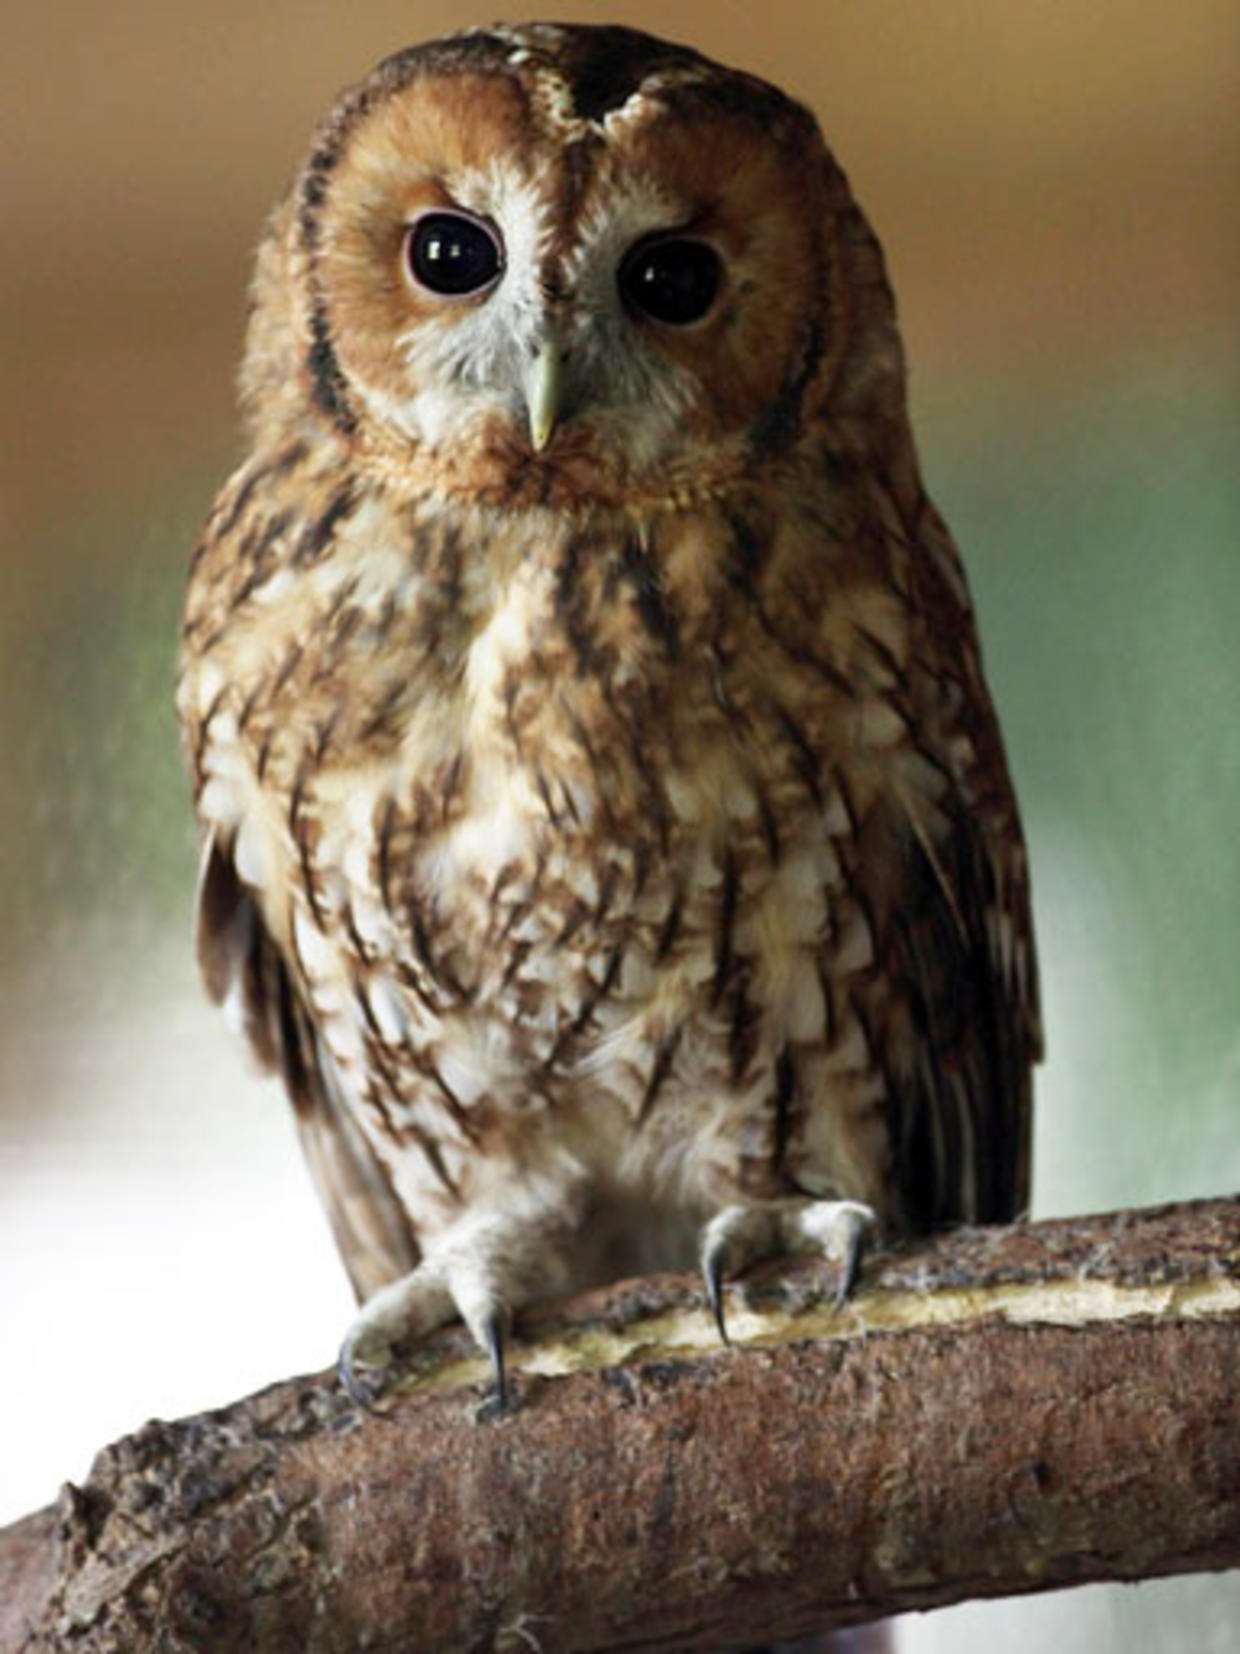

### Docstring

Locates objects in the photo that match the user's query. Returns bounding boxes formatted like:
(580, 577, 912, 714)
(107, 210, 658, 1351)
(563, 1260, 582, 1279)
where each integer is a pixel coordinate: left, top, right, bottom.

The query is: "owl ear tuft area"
(806, 154, 911, 444)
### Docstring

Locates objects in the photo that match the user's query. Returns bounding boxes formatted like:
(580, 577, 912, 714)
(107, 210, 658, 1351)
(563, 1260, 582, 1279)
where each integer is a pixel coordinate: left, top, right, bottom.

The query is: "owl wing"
(195, 833, 420, 1302)
(858, 779, 1038, 1233)
(855, 510, 1040, 1234)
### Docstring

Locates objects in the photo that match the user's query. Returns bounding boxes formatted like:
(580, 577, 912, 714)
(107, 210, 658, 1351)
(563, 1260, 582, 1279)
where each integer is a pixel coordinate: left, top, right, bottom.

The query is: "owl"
(178, 24, 1040, 1404)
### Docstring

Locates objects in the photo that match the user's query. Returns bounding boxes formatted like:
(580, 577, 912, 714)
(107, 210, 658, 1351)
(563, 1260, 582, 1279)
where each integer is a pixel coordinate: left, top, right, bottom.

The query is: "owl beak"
(523, 332, 561, 453)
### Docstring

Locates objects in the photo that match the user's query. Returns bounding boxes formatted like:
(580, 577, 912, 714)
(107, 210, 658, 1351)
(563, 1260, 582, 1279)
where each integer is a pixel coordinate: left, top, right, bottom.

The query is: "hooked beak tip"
(524, 335, 561, 453)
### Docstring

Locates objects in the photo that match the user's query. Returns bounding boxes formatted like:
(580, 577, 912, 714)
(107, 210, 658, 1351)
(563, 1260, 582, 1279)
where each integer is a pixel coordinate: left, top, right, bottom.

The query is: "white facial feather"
(366, 160, 700, 459)
(384, 167, 550, 445)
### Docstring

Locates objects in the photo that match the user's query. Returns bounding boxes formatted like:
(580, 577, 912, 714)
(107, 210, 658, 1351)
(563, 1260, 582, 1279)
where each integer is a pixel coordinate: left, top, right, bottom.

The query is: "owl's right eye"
(405, 212, 503, 297)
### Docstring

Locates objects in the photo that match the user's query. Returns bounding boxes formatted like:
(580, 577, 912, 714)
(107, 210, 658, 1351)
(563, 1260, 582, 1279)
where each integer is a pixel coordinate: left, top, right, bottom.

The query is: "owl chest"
(312, 669, 793, 1078)
(295, 620, 870, 1149)
(195, 493, 916, 1135)
(297, 745, 847, 1183)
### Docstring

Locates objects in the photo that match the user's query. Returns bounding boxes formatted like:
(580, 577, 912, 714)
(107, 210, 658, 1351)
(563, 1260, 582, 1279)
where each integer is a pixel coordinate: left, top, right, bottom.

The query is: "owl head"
(243, 24, 908, 511)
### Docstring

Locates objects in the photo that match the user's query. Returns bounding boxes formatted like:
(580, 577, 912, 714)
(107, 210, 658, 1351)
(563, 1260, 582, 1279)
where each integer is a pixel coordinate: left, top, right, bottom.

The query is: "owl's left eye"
(618, 236, 722, 326)
(405, 212, 503, 297)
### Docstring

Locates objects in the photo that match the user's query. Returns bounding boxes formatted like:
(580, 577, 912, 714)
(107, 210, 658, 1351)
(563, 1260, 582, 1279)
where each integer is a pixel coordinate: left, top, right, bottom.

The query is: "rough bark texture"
(2, 1198, 1237, 1653)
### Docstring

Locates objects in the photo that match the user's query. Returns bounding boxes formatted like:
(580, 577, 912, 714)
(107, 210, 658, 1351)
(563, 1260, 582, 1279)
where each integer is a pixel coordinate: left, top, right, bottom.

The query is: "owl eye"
(405, 212, 503, 297)
(618, 236, 722, 326)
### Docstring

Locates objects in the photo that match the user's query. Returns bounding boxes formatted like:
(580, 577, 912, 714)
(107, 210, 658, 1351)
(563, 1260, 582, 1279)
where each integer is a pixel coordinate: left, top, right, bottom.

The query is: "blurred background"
(1, 2, 1236, 1647)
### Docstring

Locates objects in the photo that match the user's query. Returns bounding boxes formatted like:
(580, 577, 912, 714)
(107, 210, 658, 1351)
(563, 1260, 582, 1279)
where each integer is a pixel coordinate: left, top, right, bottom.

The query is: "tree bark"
(2, 1197, 1237, 1653)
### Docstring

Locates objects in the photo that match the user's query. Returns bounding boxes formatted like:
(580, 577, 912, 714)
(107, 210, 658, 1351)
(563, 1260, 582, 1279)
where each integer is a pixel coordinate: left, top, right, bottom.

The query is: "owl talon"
(702, 1244, 732, 1345)
(699, 1198, 878, 1338)
(785, 1199, 877, 1307)
(699, 1204, 781, 1341)
(484, 1311, 510, 1409)
(335, 1264, 455, 1408)
(337, 1332, 388, 1413)
(825, 1204, 873, 1308)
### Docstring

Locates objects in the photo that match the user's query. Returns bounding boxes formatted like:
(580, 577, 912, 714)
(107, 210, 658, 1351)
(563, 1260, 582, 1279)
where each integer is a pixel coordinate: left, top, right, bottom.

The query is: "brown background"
(3, 2, 1235, 546)
(1, 5, 1237, 1648)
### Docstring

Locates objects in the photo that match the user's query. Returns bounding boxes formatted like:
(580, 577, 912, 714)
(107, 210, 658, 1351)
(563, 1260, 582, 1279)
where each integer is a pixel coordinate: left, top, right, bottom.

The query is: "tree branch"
(3, 1197, 1237, 1652)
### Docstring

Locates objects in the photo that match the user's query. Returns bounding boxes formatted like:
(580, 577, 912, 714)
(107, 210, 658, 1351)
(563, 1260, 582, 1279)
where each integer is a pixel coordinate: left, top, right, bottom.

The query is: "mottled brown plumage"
(178, 23, 1039, 1395)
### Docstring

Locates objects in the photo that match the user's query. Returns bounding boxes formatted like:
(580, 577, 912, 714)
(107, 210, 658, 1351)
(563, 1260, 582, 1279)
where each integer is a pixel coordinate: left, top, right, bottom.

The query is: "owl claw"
(698, 1202, 781, 1343)
(702, 1244, 732, 1345)
(826, 1204, 872, 1309)
(483, 1311, 510, 1409)
(789, 1199, 876, 1309)
(338, 1300, 511, 1414)
(337, 1331, 387, 1414)
(699, 1198, 878, 1340)
(335, 1264, 456, 1410)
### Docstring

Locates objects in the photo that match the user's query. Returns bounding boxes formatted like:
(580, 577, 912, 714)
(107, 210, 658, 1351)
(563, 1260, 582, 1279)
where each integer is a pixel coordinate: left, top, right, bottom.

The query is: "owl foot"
(337, 1241, 532, 1410)
(337, 1265, 457, 1410)
(700, 1198, 876, 1343)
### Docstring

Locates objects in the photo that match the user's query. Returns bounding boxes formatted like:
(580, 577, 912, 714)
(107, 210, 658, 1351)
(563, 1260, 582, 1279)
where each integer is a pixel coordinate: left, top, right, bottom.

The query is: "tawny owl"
(178, 24, 1040, 1403)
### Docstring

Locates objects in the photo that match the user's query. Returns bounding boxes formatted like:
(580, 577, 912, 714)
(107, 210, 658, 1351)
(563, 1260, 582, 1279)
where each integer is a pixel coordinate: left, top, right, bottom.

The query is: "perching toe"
(336, 1264, 454, 1407)
(698, 1197, 878, 1338)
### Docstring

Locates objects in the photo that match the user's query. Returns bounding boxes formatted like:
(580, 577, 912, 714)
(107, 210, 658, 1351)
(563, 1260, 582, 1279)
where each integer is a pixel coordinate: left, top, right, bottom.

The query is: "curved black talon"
(831, 1219, 871, 1311)
(337, 1334, 384, 1414)
(485, 1312, 509, 1409)
(703, 1250, 731, 1345)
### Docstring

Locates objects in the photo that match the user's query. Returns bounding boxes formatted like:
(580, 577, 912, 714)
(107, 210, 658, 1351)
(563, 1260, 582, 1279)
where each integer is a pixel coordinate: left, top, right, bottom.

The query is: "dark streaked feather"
(862, 789, 1034, 1230)
(838, 670, 1038, 1229)
(195, 834, 420, 1301)
(838, 468, 1040, 1233)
